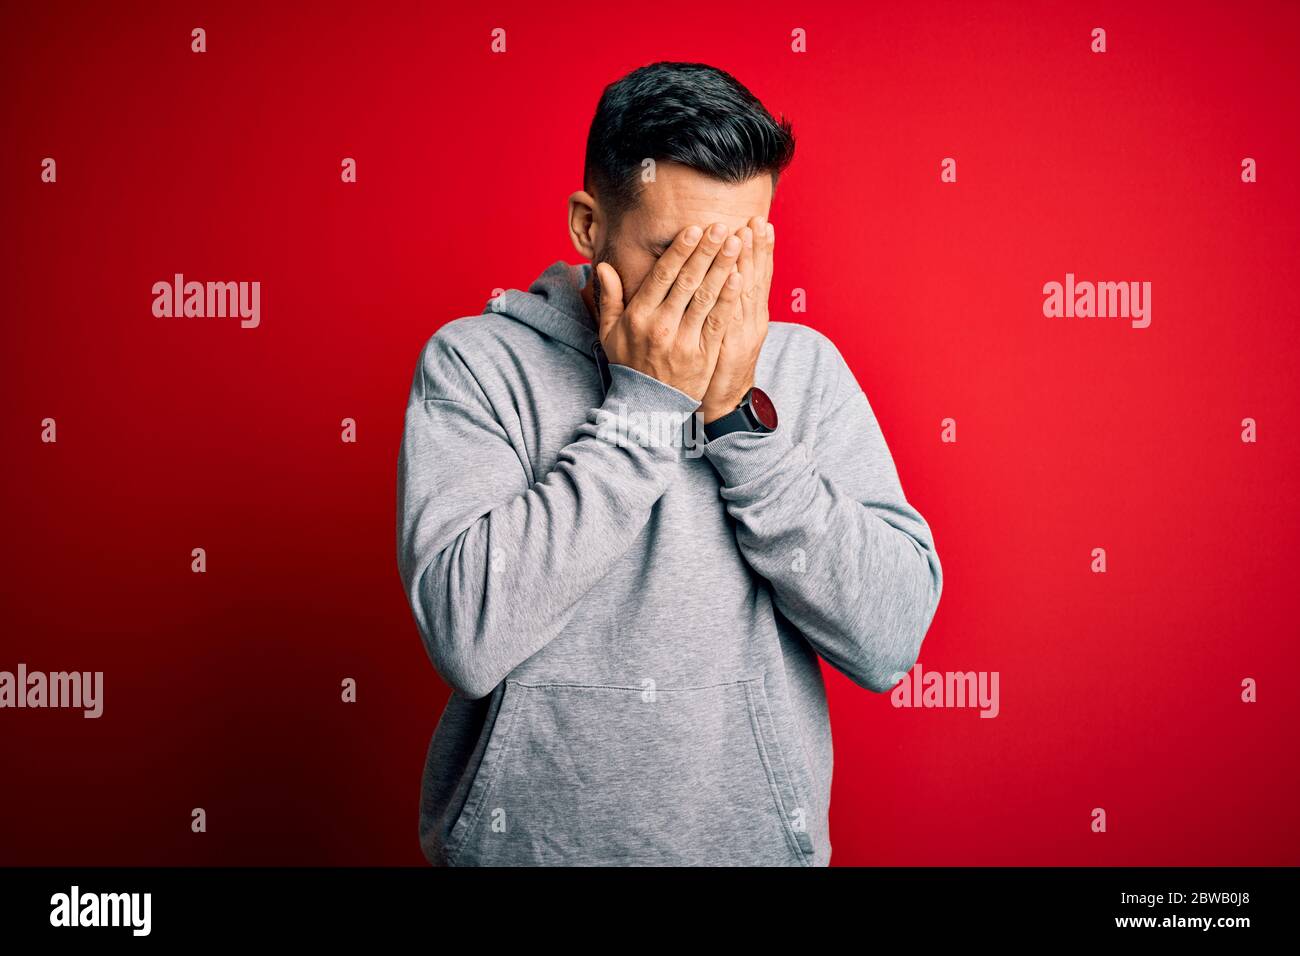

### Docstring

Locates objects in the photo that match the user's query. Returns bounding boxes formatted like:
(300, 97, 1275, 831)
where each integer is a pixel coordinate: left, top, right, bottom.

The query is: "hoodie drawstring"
(592, 340, 612, 398)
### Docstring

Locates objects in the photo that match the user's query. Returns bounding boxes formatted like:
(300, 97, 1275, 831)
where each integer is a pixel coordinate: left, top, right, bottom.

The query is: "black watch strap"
(703, 387, 777, 442)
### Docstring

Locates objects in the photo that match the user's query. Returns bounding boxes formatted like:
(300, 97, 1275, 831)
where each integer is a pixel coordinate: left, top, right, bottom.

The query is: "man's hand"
(699, 215, 774, 424)
(595, 222, 744, 401)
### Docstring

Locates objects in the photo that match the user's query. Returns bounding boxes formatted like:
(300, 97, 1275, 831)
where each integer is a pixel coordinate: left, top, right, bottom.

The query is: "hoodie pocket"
(443, 675, 814, 866)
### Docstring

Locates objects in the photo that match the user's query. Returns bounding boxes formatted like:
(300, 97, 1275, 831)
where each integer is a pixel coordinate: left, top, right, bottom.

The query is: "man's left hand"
(699, 214, 775, 425)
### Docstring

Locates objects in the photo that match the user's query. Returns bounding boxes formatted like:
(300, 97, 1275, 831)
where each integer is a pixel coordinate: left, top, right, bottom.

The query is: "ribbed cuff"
(594, 364, 704, 460)
(701, 426, 804, 488)
(602, 364, 702, 413)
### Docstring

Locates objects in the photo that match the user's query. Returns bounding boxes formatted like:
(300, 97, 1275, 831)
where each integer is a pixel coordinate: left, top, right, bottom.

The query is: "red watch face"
(749, 387, 778, 429)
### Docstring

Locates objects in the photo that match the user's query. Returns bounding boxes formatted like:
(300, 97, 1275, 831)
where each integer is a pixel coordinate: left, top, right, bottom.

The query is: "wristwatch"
(703, 387, 779, 442)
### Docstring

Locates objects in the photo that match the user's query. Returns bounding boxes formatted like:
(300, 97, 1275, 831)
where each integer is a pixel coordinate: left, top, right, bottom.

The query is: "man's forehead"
(626, 166, 772, 253)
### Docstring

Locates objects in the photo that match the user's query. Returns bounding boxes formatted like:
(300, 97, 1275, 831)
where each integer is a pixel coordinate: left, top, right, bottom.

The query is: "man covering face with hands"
(396, 61, 943, 867)
(591, 215, 774, 429)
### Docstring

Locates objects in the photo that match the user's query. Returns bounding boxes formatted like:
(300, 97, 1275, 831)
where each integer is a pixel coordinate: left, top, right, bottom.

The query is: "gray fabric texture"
(395, 259, 943, 866)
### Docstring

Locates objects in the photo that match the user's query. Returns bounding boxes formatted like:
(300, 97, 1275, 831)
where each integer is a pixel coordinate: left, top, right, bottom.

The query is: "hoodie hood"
(483, 260, 599, 357)
(483, 259, 611, 394)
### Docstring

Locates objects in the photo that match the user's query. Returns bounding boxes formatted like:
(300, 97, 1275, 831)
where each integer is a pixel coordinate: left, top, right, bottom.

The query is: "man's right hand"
(594, 222, 744, 401)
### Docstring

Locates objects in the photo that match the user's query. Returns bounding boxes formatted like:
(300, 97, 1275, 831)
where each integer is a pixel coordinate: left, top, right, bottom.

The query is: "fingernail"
(723, 235, 741, 256)
(709, 222, 727, 241)
(684, 225, 702, 244)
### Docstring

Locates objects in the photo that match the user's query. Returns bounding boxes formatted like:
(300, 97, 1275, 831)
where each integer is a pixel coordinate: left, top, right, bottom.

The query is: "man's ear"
(567, 190, 600, 259)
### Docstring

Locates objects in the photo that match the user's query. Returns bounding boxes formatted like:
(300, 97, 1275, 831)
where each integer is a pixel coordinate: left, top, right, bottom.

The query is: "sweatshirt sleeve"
(700, 336, 943, 693)
(396, 334, 700, 700)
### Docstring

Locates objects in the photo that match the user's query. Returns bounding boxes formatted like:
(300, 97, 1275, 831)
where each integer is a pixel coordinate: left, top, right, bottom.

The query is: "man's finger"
(679, 231, 742, 343)
(627, 224, 703, 314)
(758, 221, 774, 332)
(750, 214, 768, 298)
(661, 222, 731, 319)
(763, 221, 775, 292)
(595, 261, 623, 341)
(702, 269, 743, 358)
(736, 224, 755, 326)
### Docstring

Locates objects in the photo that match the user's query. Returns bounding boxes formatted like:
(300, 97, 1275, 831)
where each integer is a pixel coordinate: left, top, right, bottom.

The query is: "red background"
(2, 1, 1297, 865)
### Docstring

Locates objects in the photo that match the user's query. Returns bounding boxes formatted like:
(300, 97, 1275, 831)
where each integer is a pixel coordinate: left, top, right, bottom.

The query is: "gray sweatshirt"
(395, 259, 943, 866)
